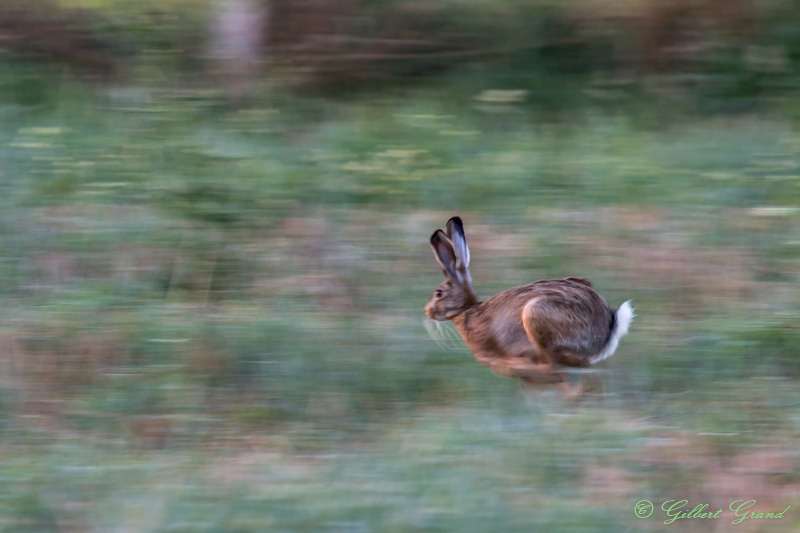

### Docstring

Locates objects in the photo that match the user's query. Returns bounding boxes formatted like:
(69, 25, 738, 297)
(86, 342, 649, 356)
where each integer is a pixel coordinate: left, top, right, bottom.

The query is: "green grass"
(2, 61, 800, 530)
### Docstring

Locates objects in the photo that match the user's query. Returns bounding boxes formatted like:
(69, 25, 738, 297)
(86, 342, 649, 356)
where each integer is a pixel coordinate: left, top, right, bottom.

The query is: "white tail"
(590, 300, 634, 364)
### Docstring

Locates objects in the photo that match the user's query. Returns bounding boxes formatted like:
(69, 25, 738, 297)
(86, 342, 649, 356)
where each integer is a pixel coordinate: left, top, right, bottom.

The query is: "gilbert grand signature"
(635, 499, 791, 525)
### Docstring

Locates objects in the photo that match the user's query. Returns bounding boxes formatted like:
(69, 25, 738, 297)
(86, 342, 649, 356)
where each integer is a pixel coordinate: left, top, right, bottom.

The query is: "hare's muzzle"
(424, 300, 436, 320)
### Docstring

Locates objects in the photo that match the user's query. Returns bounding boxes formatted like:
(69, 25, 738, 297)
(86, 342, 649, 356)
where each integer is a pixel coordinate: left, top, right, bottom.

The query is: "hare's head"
(424, 217, 479, 321)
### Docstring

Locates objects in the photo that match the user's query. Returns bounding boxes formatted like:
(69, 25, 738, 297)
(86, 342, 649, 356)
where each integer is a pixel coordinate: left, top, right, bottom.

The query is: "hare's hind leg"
(521, 298, 586, 399)
(520, 298, 560, 369)
(486, 357, 565, 382)
(521, 298, 589, 369)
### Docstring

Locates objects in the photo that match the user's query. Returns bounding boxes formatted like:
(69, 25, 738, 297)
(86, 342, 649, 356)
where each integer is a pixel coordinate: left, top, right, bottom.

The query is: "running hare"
(424, 216, 633, 397)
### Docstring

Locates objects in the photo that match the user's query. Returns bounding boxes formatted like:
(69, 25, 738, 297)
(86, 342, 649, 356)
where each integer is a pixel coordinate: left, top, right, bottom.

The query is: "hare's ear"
(446, 216, 472, 284)
(430, 230, 458, 280)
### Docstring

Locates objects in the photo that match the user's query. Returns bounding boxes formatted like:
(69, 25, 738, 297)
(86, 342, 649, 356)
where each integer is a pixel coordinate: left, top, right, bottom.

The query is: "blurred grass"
(2, 1, 800, 530)
(2, 78, 800, 528)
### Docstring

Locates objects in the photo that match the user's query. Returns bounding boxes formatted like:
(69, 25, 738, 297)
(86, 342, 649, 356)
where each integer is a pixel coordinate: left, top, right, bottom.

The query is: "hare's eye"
(434, 290, 444, 298)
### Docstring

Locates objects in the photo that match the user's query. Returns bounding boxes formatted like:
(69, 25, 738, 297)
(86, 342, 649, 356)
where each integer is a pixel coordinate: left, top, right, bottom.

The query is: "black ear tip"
(430, 229, 445, 244)
(446, 216, 465, 235)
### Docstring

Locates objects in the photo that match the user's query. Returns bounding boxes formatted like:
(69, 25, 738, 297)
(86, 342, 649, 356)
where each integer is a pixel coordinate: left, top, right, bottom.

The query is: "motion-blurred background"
(1, 0, 800, 530)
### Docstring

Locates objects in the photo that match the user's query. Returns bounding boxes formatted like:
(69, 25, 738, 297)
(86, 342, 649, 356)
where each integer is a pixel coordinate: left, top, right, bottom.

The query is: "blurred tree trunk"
(210, 0, 268, 97)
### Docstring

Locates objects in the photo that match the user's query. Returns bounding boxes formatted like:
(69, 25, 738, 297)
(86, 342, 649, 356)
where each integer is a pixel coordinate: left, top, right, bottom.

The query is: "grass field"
(1, 61, 800, 530)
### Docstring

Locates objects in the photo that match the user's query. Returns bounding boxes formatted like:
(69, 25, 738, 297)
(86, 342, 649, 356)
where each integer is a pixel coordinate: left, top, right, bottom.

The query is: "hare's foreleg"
(557, 379, 585, 400)
(487, 357, 565, 382)
(515, 363, 585, 400)
(517, 365, 585, 400)
(484, 352, 587, 399)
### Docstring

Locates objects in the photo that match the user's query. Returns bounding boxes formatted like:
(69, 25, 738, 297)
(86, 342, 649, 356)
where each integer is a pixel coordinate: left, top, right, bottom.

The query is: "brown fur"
(424, 217, 621, 393)
(452, 279, 613, 368)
